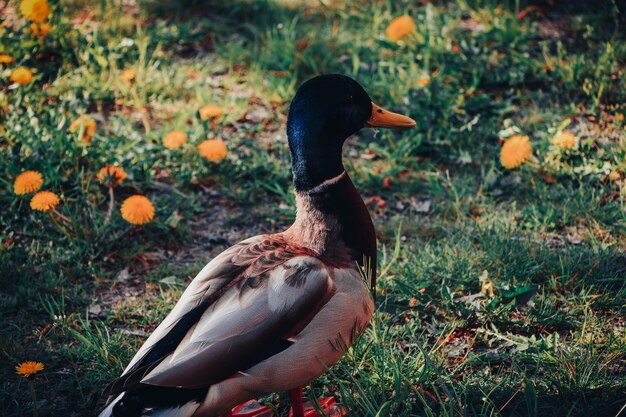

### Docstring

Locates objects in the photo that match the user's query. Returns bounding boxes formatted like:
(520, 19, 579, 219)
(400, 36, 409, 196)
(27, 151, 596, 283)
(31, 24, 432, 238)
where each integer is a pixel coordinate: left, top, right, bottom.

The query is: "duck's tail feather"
(144, 402, 201, 417)
(98, 393, 124, 417)
(98, 389, 203, 417)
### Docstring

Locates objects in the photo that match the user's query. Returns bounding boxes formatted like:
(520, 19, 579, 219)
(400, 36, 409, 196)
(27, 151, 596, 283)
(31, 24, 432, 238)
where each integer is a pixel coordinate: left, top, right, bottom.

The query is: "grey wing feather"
(121, 236, 265, 375)
(140, 256, 334, 388)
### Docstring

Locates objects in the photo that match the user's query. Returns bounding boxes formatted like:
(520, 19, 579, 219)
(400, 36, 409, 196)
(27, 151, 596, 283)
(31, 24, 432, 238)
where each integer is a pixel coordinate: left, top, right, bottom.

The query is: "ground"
(1, 1, 625, 416)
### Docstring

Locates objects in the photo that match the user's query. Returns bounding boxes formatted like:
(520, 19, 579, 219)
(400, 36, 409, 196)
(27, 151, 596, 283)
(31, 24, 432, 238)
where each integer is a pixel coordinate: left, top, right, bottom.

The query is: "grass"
(1, 0, 625, 416)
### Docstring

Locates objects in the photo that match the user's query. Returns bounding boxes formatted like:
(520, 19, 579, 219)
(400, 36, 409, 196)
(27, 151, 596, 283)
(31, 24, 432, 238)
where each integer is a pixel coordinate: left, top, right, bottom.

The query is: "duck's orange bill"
(365, 102, 416, 129)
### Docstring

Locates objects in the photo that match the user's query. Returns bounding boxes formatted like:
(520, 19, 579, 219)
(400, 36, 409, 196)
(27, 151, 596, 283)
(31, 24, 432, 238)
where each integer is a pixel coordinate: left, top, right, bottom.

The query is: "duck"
(99, 74, 416, 417)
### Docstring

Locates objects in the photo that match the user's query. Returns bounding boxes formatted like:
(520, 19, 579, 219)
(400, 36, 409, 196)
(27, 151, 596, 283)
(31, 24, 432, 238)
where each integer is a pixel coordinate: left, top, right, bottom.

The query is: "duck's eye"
(344, 95, 353, 104)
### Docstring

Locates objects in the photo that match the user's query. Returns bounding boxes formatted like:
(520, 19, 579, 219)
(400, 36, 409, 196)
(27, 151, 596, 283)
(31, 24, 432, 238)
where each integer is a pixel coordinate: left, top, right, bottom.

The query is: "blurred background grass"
(1, 0, 625, 416)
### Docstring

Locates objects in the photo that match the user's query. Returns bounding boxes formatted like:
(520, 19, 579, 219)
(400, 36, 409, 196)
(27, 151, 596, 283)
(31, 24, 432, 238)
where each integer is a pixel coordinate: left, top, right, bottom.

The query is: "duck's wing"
(105, 234, 335, 397)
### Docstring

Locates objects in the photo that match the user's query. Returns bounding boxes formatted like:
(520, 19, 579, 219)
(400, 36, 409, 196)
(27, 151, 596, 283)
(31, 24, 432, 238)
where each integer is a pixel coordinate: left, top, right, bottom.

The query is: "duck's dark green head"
(287, 74, 416, 191)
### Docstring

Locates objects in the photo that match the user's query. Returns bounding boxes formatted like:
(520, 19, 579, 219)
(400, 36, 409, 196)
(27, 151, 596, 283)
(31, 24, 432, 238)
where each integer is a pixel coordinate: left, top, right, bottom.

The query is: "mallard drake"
(99, 74, 415, 417)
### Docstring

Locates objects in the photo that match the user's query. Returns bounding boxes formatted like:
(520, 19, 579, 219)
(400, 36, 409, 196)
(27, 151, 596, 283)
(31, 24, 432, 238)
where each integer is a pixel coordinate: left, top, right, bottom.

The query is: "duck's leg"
(289, 387, 305, 417)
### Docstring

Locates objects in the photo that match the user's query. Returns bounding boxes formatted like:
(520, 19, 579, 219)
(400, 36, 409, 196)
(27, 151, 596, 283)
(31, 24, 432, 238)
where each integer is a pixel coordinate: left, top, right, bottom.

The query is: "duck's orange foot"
(224, 400, 273, 417)
(289, 397, 346, 417)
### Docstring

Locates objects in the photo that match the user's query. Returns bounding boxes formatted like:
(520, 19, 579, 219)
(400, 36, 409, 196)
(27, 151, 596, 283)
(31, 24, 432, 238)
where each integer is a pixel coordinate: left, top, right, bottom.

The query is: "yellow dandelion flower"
(16, 361, 44, 378)
(608, 171, 621, 181)
(97, 165, 127, 186)
(120, 68, 137, 83)
(0, 54, 15, 64)
(386, 15, 416, 42)
(417, 76, 430, 88)
(163, 131, 187, 150)
(198, 139, 228, 163)
(30, 22, 52, 38)
(14, 170, 43, 195)
(270, 93, 282, 104)
(30, 191, 60, 211)
(9, 67, 33, 85)
(69, 116, 97, 143)
(121, 195, 155, 225)
(20, 0, 50, 23)
(199, 104, 224, 120)
(500, 134, 532, 169)
(552, 131, 577, 148)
